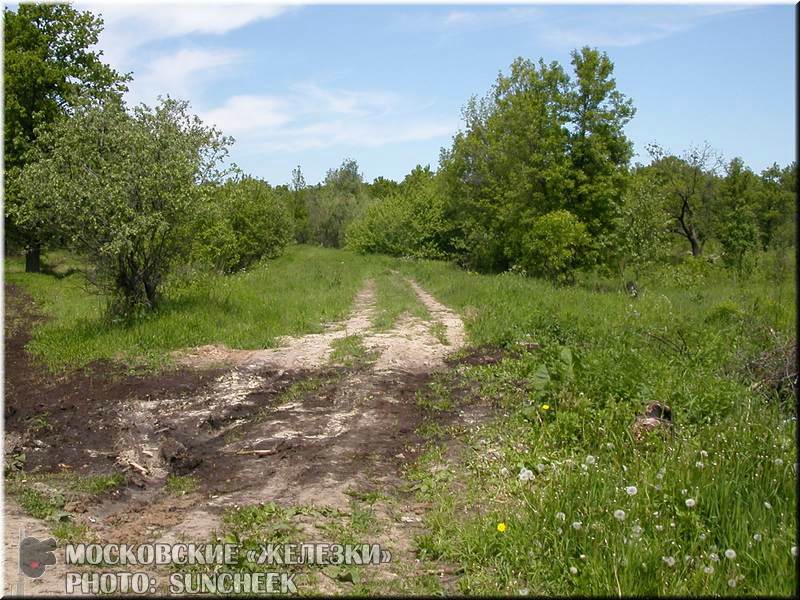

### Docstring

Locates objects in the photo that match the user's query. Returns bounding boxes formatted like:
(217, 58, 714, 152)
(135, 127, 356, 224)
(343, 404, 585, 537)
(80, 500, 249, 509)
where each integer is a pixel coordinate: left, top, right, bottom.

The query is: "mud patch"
(5, 276, 489, 594)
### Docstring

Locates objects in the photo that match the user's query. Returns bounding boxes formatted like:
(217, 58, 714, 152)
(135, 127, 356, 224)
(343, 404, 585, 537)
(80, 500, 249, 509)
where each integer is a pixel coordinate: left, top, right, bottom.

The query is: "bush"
(192, 178, 293, 273)
(346, 171, 448, 259)
(516, 210, 592, 283)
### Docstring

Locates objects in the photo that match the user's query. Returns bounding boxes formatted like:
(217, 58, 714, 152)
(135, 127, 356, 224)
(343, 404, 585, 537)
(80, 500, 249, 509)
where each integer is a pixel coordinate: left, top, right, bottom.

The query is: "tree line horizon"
(4, 4, 795, 316)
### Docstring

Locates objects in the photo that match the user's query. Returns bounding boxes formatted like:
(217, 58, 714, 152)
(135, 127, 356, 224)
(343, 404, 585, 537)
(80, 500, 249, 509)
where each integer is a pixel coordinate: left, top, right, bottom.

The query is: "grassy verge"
(5, 246, 420, 371)
(371, 268, 430, 330)
(5, 471, 126, 542)
(392, 258, 796, 595)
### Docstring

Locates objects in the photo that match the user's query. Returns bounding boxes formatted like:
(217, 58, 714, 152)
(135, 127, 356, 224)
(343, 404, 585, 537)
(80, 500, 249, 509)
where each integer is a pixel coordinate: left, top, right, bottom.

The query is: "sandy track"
(5, 277, 471, 595)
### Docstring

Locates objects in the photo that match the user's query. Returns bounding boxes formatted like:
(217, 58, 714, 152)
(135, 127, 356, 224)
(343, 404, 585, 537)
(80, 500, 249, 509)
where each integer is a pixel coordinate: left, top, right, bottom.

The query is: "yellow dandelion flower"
(497, 522, 507, 533)
(541, 404, 550, 411)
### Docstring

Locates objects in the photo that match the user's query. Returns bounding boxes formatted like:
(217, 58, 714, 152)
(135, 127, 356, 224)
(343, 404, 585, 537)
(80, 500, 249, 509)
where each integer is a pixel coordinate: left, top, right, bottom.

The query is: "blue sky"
(77, 2, 795, 185)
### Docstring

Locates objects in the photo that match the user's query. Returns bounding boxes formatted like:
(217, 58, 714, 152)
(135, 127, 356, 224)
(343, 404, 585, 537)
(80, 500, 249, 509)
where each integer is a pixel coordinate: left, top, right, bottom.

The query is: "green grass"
(165, 474, 198, 495)
(15, 487, 65, 520)
(329, 335, 377, 368)
(392, 256, 796, 595)
(371, 269, 430, 330)
(5, 243, 796, 594)
(5, 245, 411, 371)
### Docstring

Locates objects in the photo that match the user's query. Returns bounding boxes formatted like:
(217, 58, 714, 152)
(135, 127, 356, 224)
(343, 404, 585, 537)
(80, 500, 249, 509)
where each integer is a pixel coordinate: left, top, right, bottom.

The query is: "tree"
(289, 165, 310, 243)
(566, 47, 635, 236)
(369, 176, 401, 199)
(715, 158, 761, 272)
(755, 162, 795, 249)
(16, 98, 232, 316)
(307, 159, 369, 248)
(604, 169, 671, 282)
(440, 57, 573, 272)
(4, 3, 130, 272)
(516, 210, 592, 284)
(439, 48, 635, 273)
(346, 165, 449, 259)
(646, 143, 722, 256)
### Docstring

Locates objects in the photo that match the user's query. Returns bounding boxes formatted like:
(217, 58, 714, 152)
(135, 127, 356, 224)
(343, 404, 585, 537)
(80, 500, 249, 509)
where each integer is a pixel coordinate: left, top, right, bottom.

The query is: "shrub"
(192, 178, 293, 273)
(346, 171, 448, 259)
(516, 210, 592, 283)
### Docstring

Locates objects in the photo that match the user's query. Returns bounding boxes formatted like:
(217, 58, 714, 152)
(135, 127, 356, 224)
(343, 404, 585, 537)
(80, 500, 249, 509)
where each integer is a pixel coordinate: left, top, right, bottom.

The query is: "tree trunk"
(688, 230, 702, 257)
(25, 245, 41, 273)
(143, 278, 158, 309)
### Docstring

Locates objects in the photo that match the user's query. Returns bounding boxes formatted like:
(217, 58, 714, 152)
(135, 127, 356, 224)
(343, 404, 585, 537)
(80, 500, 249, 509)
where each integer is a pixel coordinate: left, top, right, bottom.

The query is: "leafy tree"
(288, 165, 311, 243)
(15, 98, 232, 316)
(604, 169, 671, 282)
(3, 3, 130, 271)
(566, 47, 635, 236)
(441, 57, 572, 272)
(191, 177, 293, 273)
(755, 162, 795, 249)
(439, 48, 634, 273)
(346, 165, 448, 259)
(369, 176, 401, 199)
(307, 159, 370, 248)
(646, 142, 722, 257)
(715, 158, 761, 272)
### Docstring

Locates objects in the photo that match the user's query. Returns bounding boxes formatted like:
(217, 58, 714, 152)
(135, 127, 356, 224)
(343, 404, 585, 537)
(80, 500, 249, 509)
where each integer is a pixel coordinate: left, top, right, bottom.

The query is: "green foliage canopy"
(15, 98, 232, 315)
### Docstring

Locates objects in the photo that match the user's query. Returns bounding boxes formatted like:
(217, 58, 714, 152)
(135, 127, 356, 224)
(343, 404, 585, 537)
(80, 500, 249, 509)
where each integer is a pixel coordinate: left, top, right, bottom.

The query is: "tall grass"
(393, 257, 796, 595)
(4, 246, 435, 370)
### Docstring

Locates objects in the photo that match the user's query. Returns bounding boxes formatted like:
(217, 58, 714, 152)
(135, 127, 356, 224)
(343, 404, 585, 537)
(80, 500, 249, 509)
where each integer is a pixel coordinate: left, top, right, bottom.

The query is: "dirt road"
(3, 278, 480, 594)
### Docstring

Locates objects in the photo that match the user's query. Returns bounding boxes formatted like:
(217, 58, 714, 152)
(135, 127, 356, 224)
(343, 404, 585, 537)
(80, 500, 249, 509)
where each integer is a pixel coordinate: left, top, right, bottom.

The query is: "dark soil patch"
(3, 283, 228, 475)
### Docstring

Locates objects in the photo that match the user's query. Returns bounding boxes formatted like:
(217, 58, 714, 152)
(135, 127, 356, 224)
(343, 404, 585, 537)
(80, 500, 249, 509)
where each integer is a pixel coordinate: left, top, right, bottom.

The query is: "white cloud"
(76, 3, 289, 107)
(129, 48, 243, 106)
(81, 3, 288, 66)
(200, 85, 457, 154)
(402, 5, 755, 49)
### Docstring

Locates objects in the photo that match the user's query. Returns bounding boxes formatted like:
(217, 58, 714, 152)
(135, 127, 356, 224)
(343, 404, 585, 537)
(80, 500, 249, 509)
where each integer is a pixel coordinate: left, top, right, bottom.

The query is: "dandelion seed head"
(685, 498, 696, 508)
(709, 553, 719, 562)
(764, 501, 773, 509)
(774, 458, 784, 466)
(724, 549, 736, 560)
(518, 467, 534, 482)
(753, 533, 762, 542)
(625, 486, 637, 496)
(613, 509, 626, 521)
(572, 521, 582, 530)
(703, 565, 714, 574)
(536, 464, 546, 473)
(569, 566, 578, 575)
(662, 556, 676, 567)
(556, 511, 566, 522)
(700, 450, 708, 458)
(695, 461, 704, 469)
(727, 578, 737, 588)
